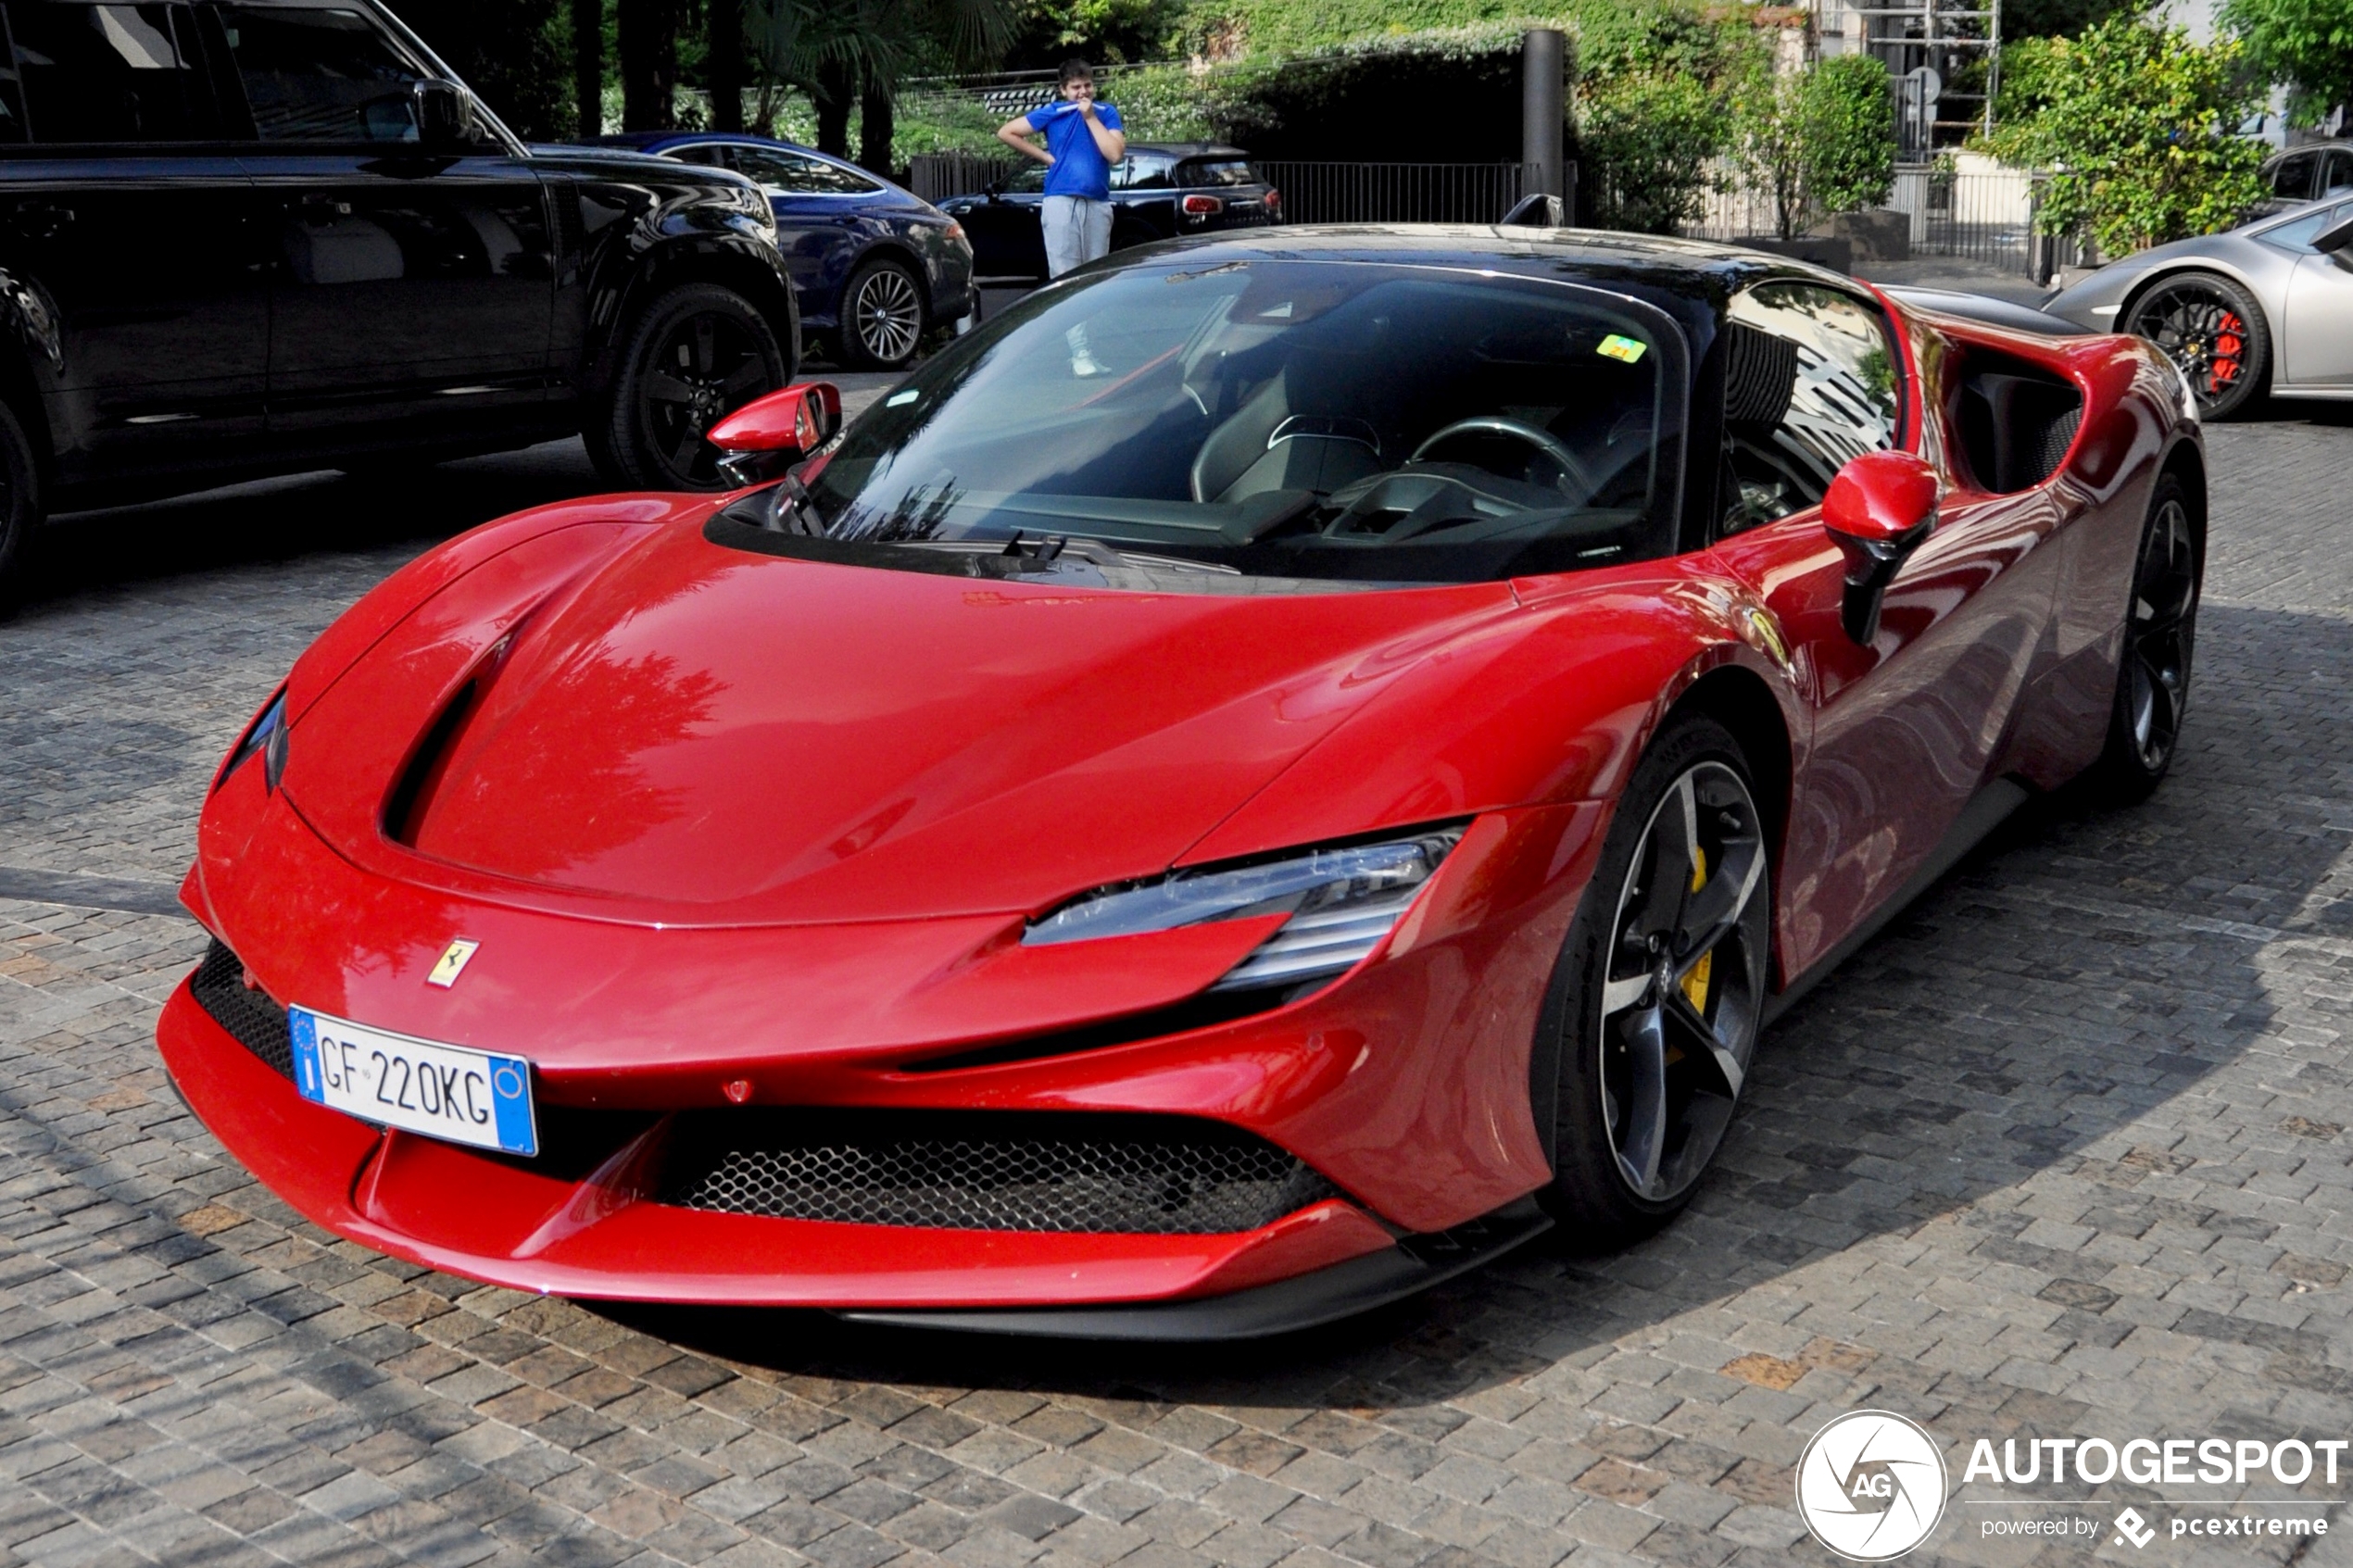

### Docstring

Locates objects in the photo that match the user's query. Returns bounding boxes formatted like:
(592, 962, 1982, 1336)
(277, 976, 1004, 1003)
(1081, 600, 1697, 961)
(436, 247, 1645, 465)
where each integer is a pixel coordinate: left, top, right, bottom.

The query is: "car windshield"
(742, 260, 1682, 591)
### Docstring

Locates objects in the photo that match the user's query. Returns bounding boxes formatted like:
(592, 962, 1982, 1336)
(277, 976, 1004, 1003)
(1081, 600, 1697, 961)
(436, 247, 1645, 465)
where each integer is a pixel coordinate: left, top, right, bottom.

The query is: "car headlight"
(1024, 826, 1466, 992)
(216, 687, 288, 793)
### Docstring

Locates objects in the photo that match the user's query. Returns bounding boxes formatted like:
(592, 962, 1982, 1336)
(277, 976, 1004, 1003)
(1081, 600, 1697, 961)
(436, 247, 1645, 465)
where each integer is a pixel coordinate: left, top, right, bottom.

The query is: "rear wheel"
(590, 282, 789, 491)
(835, 257, 926, 371)
(2084, 474, 2200, 802)
(2123, 272, 2269, 420)
(1539, 714, 1771, 1244)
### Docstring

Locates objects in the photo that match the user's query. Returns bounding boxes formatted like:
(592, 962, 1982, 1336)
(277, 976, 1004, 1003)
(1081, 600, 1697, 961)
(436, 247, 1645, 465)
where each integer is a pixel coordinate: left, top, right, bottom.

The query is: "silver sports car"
(2045, 194, 2353, 419)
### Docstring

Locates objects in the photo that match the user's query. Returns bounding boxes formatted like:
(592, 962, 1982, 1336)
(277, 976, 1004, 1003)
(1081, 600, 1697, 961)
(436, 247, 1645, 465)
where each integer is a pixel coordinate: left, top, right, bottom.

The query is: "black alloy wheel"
(593, 282, 789, 492)
(837, 257, 926, 371)
(2088, 475, 2200, 801)
(2124, 273, 2269, 420)
(1540, 715, 1771, 1240)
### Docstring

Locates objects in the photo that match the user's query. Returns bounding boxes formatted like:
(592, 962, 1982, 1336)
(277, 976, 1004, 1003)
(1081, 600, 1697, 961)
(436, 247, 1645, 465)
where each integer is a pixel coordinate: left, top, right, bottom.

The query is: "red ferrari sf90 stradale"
(160, 230, 2203, 1337)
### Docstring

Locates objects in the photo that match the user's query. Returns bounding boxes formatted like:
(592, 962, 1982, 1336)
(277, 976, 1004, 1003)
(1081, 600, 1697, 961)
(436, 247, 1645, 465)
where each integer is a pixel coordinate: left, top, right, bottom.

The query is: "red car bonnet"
(282, 514, 1523, 926)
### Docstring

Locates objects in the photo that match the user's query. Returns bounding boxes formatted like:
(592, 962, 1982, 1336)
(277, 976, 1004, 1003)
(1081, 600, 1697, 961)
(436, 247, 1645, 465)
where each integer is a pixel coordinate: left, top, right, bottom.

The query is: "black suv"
(2254, 141, 2353, 218)
(0, 0, 799, 590)
(939, 143, 1277, 280)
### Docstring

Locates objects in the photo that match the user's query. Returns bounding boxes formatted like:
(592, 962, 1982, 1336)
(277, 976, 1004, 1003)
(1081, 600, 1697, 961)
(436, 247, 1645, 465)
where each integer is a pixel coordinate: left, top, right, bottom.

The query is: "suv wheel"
(591, 282, 789, 491)
(836, 257, 926, 371)
(0, 398, 43, 605)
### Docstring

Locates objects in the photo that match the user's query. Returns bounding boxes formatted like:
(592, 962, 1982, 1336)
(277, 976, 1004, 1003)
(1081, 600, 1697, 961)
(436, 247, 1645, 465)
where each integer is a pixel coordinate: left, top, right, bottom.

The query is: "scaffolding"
(1818, 0, 2002, 154)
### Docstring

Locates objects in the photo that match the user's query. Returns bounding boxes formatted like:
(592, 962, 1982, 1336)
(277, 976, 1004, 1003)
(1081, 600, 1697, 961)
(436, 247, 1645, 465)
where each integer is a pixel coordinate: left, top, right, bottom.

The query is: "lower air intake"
(661, 1110, 1340, 1235)
(190, 939, 295, 1080)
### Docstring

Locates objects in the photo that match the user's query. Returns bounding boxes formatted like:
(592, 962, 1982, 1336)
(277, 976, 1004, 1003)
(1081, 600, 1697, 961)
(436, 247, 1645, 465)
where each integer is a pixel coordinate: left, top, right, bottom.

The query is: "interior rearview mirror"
(709, 382, 844, 485)
(1821, 449, 1938, 645)
(412, 80, 471, 149)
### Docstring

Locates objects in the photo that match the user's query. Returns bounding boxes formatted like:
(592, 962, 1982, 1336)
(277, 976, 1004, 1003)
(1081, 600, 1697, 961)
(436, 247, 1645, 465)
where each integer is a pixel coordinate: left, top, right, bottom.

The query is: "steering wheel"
(1411, 417, 1595, 502)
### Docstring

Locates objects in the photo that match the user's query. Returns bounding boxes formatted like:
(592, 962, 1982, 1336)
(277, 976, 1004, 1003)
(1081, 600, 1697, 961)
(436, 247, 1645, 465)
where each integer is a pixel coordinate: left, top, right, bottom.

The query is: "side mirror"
(708, 381, 843, 485)
(412, 79, 471, 148)
(2317, 215, 2353, 254)
(1500, 193, 1564, 227)
(1821, 449, 1938, 645)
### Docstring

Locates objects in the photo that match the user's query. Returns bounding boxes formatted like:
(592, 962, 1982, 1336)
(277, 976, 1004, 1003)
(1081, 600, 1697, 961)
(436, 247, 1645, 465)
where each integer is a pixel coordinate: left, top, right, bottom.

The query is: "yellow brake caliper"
(1680, 848, 1711, 1012)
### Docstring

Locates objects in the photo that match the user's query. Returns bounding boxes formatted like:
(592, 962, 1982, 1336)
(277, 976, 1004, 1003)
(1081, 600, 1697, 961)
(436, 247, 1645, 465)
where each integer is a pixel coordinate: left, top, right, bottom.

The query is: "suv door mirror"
(412, 79, 470, 148)
(709, 382, 843, 483)
(1821, 449, 1938, 644)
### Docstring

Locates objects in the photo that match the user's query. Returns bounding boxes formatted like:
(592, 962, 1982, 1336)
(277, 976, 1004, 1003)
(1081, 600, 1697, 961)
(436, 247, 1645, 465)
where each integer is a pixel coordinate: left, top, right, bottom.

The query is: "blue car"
(585, 133, 975, 370)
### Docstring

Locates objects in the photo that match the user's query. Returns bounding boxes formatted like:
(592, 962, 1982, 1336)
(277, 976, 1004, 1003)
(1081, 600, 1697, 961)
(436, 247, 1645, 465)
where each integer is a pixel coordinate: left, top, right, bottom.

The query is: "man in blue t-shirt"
(995, 59, 1126, 277)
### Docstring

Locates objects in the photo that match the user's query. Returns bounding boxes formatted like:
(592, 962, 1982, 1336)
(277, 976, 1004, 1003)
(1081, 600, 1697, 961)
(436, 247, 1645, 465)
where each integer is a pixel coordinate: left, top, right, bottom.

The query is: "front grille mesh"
(661, 1110, 1339, 1234)
(190, 939, 295, 1080)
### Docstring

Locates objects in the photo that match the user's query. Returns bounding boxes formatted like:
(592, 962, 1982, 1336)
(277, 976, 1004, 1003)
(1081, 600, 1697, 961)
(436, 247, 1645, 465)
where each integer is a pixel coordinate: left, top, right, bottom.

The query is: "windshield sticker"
(1598, 334, 1648, 364)
(886, 389, 919, 407)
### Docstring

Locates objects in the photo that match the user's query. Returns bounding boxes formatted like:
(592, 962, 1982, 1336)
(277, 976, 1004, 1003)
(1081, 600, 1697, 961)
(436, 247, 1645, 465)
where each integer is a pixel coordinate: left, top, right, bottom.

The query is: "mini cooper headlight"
(1025, 826, 1466, 992)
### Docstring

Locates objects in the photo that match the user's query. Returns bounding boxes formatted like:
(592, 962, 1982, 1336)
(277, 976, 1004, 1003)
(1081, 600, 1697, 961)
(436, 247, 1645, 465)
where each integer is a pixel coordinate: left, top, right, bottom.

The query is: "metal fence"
(1248, 162, 1524, 225)
(1680, 159, 2047, 276)
(907, 151, 1019, 203)
(908, 154, 1529, 226)
(1892, 163, 2042, 272)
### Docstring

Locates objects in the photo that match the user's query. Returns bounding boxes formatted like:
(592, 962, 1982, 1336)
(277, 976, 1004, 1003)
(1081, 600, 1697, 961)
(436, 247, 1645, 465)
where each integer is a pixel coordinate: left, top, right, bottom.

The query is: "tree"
(1985, 16, 2267, 257)
(748, 0, 1013, 167)
(403, 0, 571, 136)
(573, 0, 605, 136)
(709, 0, 745, 129)
(2221, 0, 2353, 127)
(619, 0, 691, 130)
(1733, 54, 1896, 240)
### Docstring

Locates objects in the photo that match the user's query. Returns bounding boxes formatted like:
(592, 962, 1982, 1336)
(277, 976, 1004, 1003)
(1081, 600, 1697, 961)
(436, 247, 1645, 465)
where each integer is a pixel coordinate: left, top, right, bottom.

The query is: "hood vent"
(383, 674, 484, 848)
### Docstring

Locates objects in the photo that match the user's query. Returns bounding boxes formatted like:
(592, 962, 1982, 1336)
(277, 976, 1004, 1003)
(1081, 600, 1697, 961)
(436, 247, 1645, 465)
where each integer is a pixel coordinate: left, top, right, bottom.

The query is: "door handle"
(10, 201, 73, 240)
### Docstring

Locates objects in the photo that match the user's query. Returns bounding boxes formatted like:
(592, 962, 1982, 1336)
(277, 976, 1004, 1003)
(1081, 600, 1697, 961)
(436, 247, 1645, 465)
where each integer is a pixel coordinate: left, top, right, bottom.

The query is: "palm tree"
(743, 0, 1013, 167)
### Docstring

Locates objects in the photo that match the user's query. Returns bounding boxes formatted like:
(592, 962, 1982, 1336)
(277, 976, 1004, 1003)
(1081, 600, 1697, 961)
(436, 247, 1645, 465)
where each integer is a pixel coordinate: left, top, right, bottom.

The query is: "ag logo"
(1794, 1410, 1947, 1561)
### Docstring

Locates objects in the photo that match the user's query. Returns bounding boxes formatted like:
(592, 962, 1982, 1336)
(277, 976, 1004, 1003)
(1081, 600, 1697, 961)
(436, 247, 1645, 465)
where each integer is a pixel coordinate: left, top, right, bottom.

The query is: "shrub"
(1984, 15, 2267, 255)
(1734, 54, 1896, 239)
(1579, 69, 1725, 232)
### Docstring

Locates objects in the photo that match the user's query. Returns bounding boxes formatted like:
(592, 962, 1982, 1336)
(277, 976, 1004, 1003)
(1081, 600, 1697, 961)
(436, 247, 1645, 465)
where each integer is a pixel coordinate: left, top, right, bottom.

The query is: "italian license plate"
(288, 1007, 537, 1157)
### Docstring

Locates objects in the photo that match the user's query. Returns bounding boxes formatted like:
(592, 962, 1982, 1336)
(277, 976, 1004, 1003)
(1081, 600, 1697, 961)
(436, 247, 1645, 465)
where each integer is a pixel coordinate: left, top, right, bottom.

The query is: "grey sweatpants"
(1043, 195, 1113, 277)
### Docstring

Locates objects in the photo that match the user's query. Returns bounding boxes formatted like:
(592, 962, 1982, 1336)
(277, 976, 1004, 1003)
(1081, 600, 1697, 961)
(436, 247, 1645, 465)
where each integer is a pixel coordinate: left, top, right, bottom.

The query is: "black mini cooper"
(0, 0, 801, 592)
(939, 142, 1279, 281)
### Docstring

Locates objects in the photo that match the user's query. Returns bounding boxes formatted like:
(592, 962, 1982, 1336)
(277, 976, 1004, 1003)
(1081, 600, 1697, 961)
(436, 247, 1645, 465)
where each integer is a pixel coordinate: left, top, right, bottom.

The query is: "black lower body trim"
(833, 1197, 1553, 1341)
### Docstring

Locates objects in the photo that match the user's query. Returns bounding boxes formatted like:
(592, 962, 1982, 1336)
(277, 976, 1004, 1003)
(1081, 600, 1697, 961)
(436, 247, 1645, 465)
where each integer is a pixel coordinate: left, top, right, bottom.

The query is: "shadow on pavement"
(13, 438, 606, 615)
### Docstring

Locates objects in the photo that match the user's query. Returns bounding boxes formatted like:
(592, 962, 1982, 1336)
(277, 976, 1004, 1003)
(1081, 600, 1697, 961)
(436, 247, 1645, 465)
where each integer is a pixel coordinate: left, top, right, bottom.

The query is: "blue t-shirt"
(1025, 98, 1124, 201)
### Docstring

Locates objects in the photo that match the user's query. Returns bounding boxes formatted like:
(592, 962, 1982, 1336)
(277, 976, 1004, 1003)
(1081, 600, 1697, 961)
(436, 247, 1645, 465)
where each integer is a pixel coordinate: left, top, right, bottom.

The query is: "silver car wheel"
(853, 266, 924, 365)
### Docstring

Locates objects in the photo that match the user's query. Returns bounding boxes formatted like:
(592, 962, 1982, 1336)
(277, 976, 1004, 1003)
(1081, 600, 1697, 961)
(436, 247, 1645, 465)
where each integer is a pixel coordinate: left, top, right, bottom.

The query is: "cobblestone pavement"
(4, 412, 2353, 1568)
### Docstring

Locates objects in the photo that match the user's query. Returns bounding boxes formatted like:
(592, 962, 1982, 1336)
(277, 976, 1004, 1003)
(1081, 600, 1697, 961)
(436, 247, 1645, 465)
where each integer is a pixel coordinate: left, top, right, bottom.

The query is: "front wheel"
(2082, 475, 2200, 803)
(835, 257, 926, 371)
(1539, 714, 1772, 1244)
(590, 282, 790, 491)
(2123, 272, 2269, 420)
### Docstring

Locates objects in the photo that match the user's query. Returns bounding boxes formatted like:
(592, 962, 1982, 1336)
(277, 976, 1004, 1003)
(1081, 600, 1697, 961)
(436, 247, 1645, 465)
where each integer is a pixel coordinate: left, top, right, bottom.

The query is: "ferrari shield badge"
(425, 939, 480, 988)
